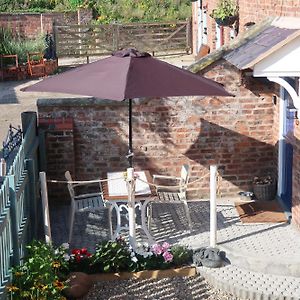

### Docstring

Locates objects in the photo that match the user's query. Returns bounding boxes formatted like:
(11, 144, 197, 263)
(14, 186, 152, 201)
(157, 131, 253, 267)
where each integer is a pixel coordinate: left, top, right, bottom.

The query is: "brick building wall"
(0, 9, 92, 38)
(192, 0, 300, 54)
(37, 60, 277, 203)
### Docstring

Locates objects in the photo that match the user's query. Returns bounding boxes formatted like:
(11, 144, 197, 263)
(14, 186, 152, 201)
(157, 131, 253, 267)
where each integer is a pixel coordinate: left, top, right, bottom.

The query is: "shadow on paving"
(0, 80, 21, 104)
(50, 201, 238, 252)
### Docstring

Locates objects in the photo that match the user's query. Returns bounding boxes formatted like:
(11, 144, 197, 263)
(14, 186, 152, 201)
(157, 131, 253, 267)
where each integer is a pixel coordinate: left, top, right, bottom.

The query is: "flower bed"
(7, 239, 194, 300)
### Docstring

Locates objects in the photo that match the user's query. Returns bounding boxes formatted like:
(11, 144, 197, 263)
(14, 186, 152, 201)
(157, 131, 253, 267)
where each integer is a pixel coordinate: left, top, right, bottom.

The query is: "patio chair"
(65, 171, 113, 243)
(27, 52, 46, 77)
(150, 164, 192, 230)
(0, 54, 19, 81)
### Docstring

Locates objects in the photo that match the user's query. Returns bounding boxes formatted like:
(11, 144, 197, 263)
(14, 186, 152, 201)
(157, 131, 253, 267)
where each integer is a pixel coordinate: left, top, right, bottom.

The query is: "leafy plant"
(0, 28, 46, 64)
(170, 244, 193, 267)
(91, 239, 135, 273)
(7, 240, 69, 300)
(209, 0, 238, 20)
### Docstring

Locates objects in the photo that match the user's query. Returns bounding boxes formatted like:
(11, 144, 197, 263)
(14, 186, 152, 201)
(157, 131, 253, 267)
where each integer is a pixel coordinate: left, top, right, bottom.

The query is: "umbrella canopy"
(23, 48, 232, 166)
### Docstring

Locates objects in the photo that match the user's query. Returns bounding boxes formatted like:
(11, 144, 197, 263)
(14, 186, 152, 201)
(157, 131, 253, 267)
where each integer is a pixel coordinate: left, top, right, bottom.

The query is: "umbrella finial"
(113, 48, 151, 58)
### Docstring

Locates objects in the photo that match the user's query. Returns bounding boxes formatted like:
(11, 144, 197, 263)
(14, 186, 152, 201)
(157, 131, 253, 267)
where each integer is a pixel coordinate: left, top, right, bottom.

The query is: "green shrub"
(7, 240, 69, 300)
(92, 0, 192, 24)
(0, 28, 46, 64)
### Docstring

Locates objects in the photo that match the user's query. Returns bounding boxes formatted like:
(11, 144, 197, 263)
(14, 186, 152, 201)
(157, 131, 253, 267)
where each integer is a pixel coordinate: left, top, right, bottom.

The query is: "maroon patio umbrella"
(23, 48, 231, 166)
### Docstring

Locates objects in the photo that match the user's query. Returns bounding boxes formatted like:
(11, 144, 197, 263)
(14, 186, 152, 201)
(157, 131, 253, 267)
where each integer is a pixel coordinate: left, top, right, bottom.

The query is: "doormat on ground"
(235, 201, 287, 223)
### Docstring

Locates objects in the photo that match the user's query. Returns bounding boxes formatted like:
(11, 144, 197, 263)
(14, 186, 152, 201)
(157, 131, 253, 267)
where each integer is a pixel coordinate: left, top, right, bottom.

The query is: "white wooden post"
(0, 158, 6, 176)
(127, 167, 136, 249)
(210, 165, 217, 247)
(39, 172, 52, 244)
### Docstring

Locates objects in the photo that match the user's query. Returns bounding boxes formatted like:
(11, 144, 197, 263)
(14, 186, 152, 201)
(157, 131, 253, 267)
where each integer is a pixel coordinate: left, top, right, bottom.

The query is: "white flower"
(131, 256, 138, 263)
(54, 249, 59, 255)
(63, 254, 70, 261)
(61, 243, 70, 250)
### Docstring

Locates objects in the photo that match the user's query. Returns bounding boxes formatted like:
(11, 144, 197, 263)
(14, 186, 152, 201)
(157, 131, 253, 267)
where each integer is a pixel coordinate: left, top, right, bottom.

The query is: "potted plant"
(210, 0, 238, 27)
(252, 175, 277, 201)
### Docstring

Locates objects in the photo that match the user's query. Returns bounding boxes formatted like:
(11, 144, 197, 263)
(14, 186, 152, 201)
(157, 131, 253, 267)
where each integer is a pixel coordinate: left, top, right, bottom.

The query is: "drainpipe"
(278, 87, 286, 197)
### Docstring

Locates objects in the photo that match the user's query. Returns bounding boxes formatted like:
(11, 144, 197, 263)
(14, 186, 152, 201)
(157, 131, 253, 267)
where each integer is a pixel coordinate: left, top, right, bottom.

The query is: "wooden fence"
(54, 19, 192, 59)
(0, 112, 40, 299)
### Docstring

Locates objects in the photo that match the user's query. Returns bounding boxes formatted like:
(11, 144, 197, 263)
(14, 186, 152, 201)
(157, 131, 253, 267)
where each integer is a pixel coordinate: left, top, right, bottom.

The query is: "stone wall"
(0, 9, 92, 38)
(37, 60, 277, 203)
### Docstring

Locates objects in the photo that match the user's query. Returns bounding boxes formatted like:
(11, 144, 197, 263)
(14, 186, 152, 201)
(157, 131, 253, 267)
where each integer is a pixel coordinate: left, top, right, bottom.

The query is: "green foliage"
(91, 239, 136, 273)
(7, 240, 68, 300)
(170, 245, 193, 267)
(0, 0, 85, 12)
(92, 0, 192, 24)
(210, 0, 238, 20)
(0, 0, 191, 22)
(0, 28, 46, 64)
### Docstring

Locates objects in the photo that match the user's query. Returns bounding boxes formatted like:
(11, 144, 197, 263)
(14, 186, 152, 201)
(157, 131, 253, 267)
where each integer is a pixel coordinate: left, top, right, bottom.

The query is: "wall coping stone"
(37, 98, 128, 107)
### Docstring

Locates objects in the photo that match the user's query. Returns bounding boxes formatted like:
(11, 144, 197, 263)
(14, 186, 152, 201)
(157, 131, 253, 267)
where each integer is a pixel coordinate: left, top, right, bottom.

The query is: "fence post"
(8, 175, 20, 265)
(210, 165, 217, 248)
(0, 158, 6, 176)
(21, 111, 37, 138)
(186, 18, 192, 54)
(53, 21, 58, 58)
(39, 172, 52, 244)
(25, 159, 38, 239)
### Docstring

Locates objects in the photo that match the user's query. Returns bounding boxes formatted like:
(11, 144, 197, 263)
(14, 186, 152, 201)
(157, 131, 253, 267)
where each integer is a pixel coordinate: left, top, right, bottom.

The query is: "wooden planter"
(89, 266, 196, 282)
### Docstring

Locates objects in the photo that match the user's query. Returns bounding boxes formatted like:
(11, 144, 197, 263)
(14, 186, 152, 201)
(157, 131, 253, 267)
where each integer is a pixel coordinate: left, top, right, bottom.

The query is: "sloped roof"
(188, 17, 300, 73)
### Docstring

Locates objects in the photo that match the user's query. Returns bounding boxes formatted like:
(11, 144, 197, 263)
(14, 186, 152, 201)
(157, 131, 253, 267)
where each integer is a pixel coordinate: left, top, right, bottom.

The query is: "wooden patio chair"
(0, 54, 19, 81)
(150, 164, 192, 230)
(27, 52, 46, 77)
(65, 171, 113, 243)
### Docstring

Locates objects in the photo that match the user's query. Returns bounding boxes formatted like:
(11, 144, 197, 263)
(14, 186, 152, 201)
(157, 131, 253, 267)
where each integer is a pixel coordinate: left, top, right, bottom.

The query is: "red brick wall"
(39, 117, 75, 201)
(37, 60, 277, 203)
(192, 0, 300, 53)
(0, 9, 92, 38)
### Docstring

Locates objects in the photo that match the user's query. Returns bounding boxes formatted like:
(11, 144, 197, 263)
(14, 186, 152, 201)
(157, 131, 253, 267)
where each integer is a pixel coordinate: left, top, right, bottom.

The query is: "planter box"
(89, 266, 196, 282)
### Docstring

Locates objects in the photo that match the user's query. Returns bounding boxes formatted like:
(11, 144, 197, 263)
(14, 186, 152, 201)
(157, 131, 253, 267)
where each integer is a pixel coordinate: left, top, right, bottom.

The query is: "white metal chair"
(65, 171, 113, 243)
(150, 164, 192, 230)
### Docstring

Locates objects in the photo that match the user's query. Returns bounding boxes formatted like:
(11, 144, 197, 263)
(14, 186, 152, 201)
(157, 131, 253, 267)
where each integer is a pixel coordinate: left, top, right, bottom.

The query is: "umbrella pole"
(128, 99, 133, 167)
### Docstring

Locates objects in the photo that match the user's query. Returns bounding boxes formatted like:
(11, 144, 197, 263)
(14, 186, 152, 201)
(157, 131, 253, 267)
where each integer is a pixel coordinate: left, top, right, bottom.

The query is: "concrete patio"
(50, 197, 300, 300)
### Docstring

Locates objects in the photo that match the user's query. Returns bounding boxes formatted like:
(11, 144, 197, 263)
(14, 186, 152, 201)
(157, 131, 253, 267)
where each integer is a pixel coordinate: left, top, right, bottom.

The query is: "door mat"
(235, 200, 287, 223)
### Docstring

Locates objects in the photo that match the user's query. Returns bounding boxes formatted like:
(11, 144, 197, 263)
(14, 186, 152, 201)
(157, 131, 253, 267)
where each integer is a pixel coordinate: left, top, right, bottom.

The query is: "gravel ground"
(85, 274, 240, 300)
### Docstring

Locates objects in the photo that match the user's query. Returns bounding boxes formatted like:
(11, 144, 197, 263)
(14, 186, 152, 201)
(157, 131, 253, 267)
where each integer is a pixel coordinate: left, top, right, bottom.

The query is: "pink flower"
(161, 242, 170, 252)
(162, 251, 173, 262)
(151, 243, 163, 255)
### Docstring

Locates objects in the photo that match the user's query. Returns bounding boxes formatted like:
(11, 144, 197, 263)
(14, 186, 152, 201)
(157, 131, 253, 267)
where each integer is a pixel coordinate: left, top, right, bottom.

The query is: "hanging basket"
(253, 181, 276, 201)
(214, 15, 238, 26)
